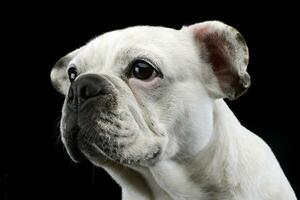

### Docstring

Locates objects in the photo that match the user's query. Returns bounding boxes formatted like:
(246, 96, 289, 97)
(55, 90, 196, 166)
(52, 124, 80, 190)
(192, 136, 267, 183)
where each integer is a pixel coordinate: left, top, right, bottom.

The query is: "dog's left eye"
(68, 66, 78, 83)
(130, 60, 158, 80)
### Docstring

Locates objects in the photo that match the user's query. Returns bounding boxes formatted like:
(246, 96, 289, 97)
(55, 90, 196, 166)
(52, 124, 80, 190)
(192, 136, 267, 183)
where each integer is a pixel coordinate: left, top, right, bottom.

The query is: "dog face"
(51, 21, 250, 167)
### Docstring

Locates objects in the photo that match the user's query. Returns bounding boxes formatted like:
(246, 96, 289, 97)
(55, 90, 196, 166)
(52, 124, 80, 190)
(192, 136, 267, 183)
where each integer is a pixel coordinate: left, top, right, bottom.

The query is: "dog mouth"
(62, 112, 161, 166)
(62, 124, 83, 162)
(63, 120, 131, 163)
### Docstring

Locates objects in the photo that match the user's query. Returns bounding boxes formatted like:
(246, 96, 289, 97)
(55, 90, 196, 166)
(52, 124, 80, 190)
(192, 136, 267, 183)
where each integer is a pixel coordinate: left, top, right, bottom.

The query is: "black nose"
(67, 74, 108, 110)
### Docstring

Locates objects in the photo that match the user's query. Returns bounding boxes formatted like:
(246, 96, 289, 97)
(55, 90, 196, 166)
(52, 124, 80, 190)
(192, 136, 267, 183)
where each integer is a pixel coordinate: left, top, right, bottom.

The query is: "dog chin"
(77, 138, 161, 167)
(79, 139, 162, 167)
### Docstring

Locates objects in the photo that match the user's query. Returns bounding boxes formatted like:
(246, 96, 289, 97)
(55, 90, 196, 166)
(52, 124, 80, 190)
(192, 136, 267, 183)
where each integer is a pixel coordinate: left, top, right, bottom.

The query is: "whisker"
(52, 116, 63, 151)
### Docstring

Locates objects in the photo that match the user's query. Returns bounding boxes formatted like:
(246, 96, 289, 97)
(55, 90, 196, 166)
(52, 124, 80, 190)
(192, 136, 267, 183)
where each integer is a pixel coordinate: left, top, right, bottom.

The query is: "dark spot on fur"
(103, 146, 110, 153)
(244, 57, 249, 65)
(236, 33, 246, 46)
(99, 116, 114, 124)
(111, 149, 117, 154)
(236, 33, 248, 54)
(114, 122, 121, 129)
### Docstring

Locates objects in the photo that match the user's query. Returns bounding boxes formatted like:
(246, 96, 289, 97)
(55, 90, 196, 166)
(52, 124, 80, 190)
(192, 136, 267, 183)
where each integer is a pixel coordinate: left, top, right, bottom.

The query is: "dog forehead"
(97, 26, 180, 47)
(79, 26, 177, 57)
(73, 26, 199, 79)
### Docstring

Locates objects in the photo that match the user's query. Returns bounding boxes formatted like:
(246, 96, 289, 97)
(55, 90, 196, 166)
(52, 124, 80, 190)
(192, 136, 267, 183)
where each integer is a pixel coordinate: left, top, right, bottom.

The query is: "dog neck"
(103, 100, 255, 199)
(136, 99, 248, 199)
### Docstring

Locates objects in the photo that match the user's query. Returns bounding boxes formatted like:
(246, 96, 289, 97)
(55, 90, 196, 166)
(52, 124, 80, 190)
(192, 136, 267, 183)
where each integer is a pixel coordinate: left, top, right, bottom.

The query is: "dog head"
(51, 21, 250, 167)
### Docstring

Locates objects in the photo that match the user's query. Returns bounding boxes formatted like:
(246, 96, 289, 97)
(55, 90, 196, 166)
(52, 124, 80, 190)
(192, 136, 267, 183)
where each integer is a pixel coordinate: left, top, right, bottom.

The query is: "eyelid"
(67, 64, 80, 77)
(127, 57, 163, 79)
(67, 63, 77, 71)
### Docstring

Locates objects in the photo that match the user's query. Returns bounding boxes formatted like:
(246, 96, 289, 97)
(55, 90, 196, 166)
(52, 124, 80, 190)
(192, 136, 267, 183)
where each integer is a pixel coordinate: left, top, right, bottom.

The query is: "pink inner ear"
(192, 23, 245, 99)
(203, 33, 239, 91)
(205, 37, 231, 73)
(192, 25, 233, 72)
(190, 22, 250, 99)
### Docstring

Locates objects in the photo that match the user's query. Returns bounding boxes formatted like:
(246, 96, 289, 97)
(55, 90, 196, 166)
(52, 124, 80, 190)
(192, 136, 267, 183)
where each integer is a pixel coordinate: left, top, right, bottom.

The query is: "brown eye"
(131, 61, 158, 80)
(68, 66, 77, 83)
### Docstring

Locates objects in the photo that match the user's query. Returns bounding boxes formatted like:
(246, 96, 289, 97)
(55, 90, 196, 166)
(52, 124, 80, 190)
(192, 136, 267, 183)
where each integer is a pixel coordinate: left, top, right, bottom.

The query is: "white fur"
(51, 21, 297, 199)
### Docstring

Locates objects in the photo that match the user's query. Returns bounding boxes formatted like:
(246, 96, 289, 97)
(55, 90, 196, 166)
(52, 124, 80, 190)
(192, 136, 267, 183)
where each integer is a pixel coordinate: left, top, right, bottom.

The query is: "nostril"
(84, 85, 102, 98)
(68, 88, 74, 101)
(78, 85, 100, 99)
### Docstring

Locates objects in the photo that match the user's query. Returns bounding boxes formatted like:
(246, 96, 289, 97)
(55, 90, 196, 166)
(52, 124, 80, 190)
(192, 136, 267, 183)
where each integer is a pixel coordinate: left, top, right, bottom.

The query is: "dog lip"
(63, 125, 84, 163)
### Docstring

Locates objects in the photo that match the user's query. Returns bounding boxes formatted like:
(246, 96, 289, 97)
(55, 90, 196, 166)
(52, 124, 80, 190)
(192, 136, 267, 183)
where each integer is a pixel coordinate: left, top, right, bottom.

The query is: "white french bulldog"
(50, 21, 297, 199)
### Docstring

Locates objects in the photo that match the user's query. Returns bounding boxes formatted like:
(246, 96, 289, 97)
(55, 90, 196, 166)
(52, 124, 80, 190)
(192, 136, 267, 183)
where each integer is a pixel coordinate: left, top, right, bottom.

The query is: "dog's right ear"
(50, 49, 80, 95)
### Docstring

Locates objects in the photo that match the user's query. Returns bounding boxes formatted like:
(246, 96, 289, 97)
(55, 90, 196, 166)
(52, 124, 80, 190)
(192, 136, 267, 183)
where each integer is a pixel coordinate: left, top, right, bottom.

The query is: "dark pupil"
(133, 62, 153, 80)
(68, 68, 77, 82)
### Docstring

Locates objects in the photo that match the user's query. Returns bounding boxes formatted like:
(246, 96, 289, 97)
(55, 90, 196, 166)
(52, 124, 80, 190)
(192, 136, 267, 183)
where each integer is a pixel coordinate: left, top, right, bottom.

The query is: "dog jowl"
(51, 21, 296, 199)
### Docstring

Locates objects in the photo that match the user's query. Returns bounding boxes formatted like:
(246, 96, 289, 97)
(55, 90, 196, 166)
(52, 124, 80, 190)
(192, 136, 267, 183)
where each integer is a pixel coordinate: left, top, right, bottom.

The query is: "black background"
(5, 3, 299, 199)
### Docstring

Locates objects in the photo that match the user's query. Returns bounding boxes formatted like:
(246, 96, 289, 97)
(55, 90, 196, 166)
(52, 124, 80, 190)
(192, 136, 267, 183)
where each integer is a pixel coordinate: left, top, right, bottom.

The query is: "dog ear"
(187, 21, 250, 100)
(50, 49, 81, 94)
